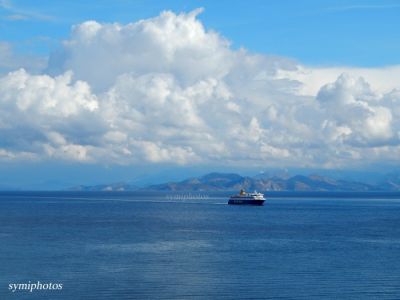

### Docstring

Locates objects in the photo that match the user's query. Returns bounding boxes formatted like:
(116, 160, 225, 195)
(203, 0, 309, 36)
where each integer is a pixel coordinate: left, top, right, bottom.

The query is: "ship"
(228, 189, 265, 205)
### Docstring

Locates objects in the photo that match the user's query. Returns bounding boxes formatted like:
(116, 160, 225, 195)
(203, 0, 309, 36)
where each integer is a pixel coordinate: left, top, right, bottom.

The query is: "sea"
(1, 191, 400, 300)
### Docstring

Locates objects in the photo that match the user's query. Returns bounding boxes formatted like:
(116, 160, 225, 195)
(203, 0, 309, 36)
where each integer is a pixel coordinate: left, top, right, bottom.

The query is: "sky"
(1, 0, 400, 189)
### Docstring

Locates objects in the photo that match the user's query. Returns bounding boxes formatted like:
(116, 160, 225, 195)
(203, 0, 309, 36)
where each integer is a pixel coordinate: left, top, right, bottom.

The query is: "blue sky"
(2, 0, 400, 66)
(1, 0, 400, 189)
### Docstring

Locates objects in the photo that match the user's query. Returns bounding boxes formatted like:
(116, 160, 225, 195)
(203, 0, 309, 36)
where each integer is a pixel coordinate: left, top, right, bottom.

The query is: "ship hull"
(228, 199, 265, 205)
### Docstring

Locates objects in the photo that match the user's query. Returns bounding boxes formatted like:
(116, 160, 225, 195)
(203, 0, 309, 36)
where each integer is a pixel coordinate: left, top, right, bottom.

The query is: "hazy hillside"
(144, 172, 378, 192)
(68, 172, 400, 192)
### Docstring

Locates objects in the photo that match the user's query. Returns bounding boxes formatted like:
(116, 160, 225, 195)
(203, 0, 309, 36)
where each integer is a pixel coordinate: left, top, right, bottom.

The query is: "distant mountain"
(144, 172, 378, 192)
(379, 173, 400, 191)
(145, 172, 249, 191)
(67, 172, 400, 192)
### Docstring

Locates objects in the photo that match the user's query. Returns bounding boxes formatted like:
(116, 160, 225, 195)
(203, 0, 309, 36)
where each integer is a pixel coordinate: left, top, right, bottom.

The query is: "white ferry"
(228, 189, 265, 205)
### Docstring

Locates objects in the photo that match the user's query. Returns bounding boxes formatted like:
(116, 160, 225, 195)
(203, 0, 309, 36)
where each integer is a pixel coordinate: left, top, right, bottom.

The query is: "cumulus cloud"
(0, 69, 102, 161)
(276, 65, 400, 96)
(317, 74, 397, 146)
(1, 9, 400, 168)
(47, 9, 234, 91)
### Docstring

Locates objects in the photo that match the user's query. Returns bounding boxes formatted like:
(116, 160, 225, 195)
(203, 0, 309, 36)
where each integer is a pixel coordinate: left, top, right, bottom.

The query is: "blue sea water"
(1, 191, 400, 299)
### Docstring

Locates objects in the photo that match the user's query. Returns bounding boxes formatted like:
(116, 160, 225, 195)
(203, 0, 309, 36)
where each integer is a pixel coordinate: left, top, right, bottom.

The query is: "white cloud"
(0, 69, 103, 162)
(0, 69, 98, 116)
(48, 8, 234, 91)
(317, 73, 396, 147)
(1, 9, 400, 168)
(276, 65, 400, 96)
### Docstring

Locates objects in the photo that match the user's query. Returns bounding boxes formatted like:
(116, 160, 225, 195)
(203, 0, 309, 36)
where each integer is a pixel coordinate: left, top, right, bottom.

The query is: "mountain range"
(69, 172, 400, 192)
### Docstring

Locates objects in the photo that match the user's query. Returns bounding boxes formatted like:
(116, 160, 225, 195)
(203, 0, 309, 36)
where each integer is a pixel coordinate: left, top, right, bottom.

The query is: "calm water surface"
(1, 192, 400, 299)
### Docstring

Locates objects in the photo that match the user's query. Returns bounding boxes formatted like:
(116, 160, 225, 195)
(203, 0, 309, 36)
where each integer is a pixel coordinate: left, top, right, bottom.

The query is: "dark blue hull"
(228, 199, 265, 205)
